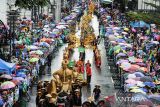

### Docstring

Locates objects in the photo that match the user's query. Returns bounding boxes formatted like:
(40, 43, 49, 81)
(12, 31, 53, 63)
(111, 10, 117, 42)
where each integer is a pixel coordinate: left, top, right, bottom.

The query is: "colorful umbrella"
(130, 88, 146, 94)
(36, 50, 43, 55)
(127, 51, 134, 56)
(133, 72, 145, 77)
(151, 41, 159, 45)
(11, 80, 21, 85)
(0, 74, 12, 79)
(116, 53, 127, 59)
(122, 32, 128, 35)
(116, 59, 129, 65)
(125, 79, 137, 84)
(16, 72, 26, 78)
(124, 28, 129, 31)
(29, 51, 37, 55)
(27, 45, 39, 50)
(120, 62, 131, 69)
(29, 57, 39, 62)
(13, 77, 25, 81)
(135, 59, 143, 63)
(39, 42, 50, 47)
(17, 68, 29, 73)
(128, 56, 136, 62)
(139, 67, 148, 72)
(136, 63, 146, 67)
(0, 81, 15, 89)
(40, 38, 53, 44)
(144, 82, 155, 88)
(108, 35, 116, 41)
(16, 65, 22, 69)
(136, 81, 145, 87)
(116, 38, 126, 43)
(127, 74, 136, 79)
(113, 45, 121, 51)
(33, 42, 39, 46)
(140, 76, 153, 82)
(116, 35, 123, 38)
(124, 64, 140, 72)
(110, 41, 117, 45)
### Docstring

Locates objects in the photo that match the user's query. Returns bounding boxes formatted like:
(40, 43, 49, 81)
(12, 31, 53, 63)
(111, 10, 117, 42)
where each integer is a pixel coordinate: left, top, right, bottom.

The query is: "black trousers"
(87, 75, 91, 83)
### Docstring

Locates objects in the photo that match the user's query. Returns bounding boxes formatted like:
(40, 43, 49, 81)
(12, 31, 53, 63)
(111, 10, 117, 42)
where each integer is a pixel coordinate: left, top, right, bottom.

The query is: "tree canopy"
(15, 0, 49, 9)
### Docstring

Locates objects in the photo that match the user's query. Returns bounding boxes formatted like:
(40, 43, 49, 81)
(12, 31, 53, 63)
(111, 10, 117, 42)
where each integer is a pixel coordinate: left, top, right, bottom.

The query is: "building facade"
(138, 0, 160, 11)
(0, 0, 62, 24)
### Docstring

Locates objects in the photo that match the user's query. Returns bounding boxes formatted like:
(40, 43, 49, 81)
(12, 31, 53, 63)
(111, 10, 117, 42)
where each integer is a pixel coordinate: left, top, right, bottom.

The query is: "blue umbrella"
(116, 38, 126, 43)
(17, 69, 29, 73)
(133, 72, 145, 77)
(139, 88, 148, 93)
(144, 82, 155, 88)
(130, 21, 150, 28)
(39, 42, 50, 47)
(16, 72, 26, 78)
(50, 33, 57, 37)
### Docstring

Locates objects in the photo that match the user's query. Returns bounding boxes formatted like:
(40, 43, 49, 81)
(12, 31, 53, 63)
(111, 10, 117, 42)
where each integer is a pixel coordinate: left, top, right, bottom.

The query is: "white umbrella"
(122, 32, 128, 35)
(127, 74, 136, 79)
(56, 25, 66, 29)
(151, 41, 159, 44)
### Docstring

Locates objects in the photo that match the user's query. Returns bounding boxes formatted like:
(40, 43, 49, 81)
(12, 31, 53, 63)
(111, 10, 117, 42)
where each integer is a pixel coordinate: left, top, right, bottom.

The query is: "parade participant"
(85, 60, 92, 84)
(93, 85, 101, 102)
(76, 59, 84, 73)
(86, 60, 91, 67)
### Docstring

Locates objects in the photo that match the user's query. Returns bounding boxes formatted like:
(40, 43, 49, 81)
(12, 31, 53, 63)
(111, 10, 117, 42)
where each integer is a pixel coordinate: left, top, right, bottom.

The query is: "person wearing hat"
(73, 89, 82, 107)
(93, 85, 101, 102)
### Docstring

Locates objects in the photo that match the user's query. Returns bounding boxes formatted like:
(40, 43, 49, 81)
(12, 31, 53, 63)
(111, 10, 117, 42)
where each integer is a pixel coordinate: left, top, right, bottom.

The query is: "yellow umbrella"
(29, 57, 39, 63)
(116, 36, 123, 38)
(130, 89, 146, 94)
(124, 28, 129, 31)
(129, 86, 139, 89)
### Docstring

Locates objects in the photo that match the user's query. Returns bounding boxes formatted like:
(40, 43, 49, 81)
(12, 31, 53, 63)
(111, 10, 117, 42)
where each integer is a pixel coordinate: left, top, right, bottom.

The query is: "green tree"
(15, 0, 49, 9)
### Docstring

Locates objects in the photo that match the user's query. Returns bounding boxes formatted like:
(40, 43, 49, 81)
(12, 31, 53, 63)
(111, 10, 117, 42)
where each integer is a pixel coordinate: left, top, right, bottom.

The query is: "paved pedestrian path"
(28, 15, 115, 107)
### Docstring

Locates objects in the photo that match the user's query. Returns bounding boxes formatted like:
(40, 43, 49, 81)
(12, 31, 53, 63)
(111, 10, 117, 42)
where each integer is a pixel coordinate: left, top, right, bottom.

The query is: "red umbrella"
(16, 65, 21, 69)
(11, 80, 21, 85)
(124, 64, 140, 73)
(140, 67, 148, 72)
(16, 45, 25, 49)
(156, 35, 160, 41)
(135, 59, 143, 63)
